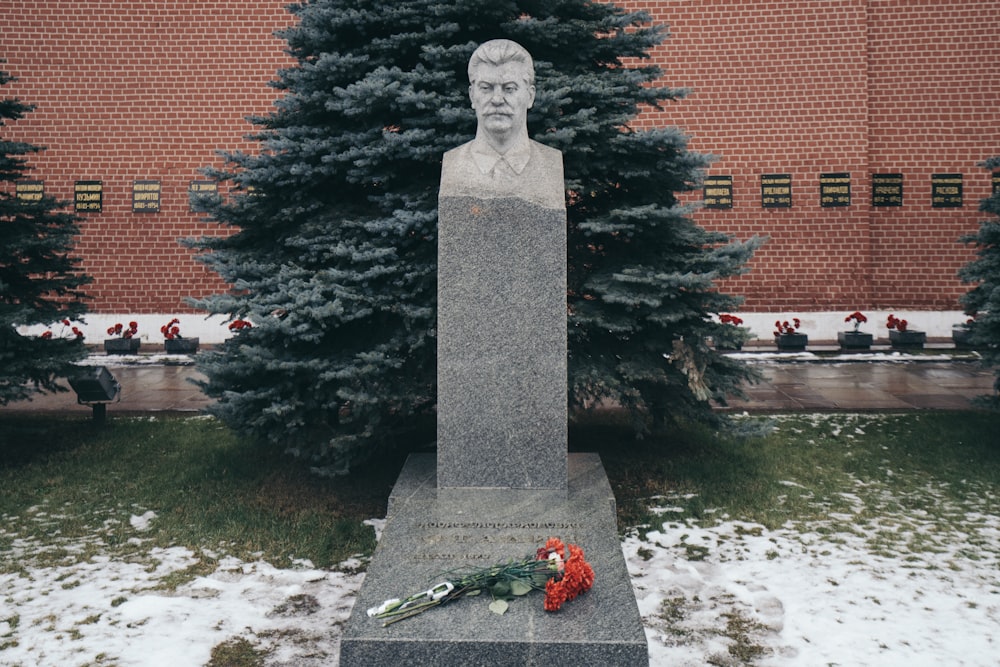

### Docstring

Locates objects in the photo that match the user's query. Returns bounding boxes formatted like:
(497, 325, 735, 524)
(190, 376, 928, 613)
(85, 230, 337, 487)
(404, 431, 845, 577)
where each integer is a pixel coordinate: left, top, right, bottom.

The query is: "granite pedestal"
(437, 195, 567, 489)
(338, 453, 648, 665)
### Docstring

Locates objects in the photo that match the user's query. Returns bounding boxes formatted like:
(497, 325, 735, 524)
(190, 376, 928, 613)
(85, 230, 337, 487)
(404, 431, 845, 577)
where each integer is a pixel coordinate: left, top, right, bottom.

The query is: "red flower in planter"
(228, 319, 253, 331)
(886, 314, 908, 332)
(774, 317, 801, 336)
(845, 311, 867, 331)
(160, 318, 183, 340)
(42, 319, 85, 340)
(719, 313, 743, 326)
(107, 322, 138, 339)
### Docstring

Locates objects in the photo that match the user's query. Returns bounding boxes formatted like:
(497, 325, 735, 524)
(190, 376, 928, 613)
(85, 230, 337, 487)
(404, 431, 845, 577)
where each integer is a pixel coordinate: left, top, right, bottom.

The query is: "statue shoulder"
(443, 141, 473, 163)
(528, 140, 564, 184)
(530, 140, 563, 160)
(529, 141, 564, 177)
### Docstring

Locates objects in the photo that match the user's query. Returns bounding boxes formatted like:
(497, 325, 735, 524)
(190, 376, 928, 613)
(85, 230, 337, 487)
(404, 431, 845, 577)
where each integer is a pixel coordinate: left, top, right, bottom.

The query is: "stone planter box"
(164, 337, 199, 354)
(104, 338, 141, 355)
(775, 332, 808, 351)
(837, 331, 873, 351)
(952, 325, 974, 349)
(888, 329, 926, 349)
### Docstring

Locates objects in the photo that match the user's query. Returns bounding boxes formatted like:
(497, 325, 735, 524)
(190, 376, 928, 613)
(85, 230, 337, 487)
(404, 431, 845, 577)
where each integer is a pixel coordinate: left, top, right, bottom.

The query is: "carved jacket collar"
(469, 135, 532, 176)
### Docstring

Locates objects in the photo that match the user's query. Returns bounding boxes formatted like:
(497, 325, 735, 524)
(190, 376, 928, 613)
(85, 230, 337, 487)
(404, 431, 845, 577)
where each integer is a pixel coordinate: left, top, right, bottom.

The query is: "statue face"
(469, 62, 535, 141)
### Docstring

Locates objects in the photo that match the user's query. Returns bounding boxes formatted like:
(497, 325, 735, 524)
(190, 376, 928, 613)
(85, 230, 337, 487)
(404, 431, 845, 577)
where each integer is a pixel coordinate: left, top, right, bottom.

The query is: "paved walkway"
(2, 353, 996, 417)
(3, 359, 212, 415)
(725, 357, 995, 412)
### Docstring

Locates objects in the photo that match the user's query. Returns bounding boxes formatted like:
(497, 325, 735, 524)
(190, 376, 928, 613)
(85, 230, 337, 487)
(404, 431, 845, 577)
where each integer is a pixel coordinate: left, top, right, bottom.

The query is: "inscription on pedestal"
(412, 521, 584, 560)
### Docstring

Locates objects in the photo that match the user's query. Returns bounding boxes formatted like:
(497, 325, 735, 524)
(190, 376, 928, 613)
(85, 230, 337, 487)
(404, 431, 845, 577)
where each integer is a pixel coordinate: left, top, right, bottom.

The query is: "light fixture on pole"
(68, 366, 121, 423)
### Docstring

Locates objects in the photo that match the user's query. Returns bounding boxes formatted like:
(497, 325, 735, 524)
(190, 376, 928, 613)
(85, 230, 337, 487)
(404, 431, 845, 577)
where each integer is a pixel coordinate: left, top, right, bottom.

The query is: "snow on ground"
(0, 512, 365, 666)
(627, 516, 1000, 666)
(3, 466, 999, 666)
(4, 508, 998, 666)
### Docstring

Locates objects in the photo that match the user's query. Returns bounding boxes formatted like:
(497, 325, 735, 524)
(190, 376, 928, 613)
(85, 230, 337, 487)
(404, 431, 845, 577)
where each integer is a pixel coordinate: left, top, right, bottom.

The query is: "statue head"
(467, 39, 536, 149)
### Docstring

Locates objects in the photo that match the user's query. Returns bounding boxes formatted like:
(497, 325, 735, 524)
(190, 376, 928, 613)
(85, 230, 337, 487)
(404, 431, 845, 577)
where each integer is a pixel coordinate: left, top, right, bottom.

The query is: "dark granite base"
(339, 453, 648, 666)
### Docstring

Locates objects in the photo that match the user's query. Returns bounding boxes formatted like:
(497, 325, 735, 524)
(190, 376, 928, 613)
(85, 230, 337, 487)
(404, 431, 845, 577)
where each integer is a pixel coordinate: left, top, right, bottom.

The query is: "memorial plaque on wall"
(74, 180, 103, 212)
(132, 180, 161, 213)
(761, 174, 792, 208)
(703, 175, 733, 209)
(16, 180, 44, 203)
(819, 173, 851, 207)
(872, 173, 903, 206)
(931, 173, 962, 208)
(992, 171, 1000, 196)
(188, 179, 218, 211)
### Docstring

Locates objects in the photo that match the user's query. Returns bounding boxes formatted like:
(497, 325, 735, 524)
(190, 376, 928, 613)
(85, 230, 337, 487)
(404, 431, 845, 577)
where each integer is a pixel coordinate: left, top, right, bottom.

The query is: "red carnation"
(542, 540, 595, 612)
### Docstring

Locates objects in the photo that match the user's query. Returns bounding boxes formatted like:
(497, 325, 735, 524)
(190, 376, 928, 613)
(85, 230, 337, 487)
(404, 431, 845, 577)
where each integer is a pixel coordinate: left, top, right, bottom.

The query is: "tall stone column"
(436, 194, 567, 489)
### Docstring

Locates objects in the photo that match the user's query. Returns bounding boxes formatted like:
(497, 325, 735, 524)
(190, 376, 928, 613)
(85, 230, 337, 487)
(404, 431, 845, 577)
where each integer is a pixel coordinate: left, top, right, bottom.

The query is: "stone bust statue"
(439, 39, 564, 210)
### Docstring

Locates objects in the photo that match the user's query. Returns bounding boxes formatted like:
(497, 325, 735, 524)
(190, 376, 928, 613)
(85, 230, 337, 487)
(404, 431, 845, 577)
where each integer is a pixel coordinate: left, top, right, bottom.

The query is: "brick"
(3, 1, 999, 314)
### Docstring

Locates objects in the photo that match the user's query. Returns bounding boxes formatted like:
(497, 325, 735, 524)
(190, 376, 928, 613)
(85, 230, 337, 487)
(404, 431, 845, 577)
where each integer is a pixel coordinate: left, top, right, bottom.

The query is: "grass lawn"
(0, 414, 399, 573)
(3, 409, 998, 569)
(581, 410, 1000, 536)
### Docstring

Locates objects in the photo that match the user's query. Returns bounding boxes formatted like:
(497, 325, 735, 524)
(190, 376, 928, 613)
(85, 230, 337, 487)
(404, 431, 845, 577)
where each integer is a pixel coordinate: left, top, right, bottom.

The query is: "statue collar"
(469, 136, 532, 175)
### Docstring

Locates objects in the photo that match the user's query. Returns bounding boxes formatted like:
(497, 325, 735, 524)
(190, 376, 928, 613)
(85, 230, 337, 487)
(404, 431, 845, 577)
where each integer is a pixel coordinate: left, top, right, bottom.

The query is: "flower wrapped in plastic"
(366, 537, 594, 626)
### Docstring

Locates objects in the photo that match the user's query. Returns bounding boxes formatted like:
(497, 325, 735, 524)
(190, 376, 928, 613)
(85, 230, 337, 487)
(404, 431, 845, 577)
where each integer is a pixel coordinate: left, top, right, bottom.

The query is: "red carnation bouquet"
(367, 537, 594, 626)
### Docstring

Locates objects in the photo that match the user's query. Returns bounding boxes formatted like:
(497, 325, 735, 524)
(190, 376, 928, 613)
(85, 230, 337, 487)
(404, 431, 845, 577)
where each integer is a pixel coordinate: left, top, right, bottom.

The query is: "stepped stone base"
(339, 453, 648, 666)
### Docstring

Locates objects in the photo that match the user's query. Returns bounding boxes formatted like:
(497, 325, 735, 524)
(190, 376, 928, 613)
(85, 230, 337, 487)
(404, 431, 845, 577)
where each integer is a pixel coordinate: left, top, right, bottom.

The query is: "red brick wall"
(622, 0, 1000, 311)
(866, 0, 1000, 309)
(3, 1, 999, 315)
(1, 1, 293, 313)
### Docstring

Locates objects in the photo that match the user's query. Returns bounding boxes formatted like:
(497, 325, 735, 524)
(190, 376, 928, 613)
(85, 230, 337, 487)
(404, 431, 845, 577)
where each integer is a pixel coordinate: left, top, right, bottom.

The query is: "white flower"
(366, 598, 401, 617)
(548, 551, 564, 573)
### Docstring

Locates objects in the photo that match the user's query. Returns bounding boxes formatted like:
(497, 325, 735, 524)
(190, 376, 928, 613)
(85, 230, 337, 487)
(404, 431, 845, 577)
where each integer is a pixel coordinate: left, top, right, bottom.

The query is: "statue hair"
(468, 39, 535, 85)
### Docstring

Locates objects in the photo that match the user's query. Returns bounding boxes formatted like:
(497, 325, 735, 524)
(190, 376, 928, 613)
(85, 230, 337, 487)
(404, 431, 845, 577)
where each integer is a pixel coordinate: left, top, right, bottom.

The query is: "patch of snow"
(129, 510, 157, 531)
(0, 546, 363, 666)
(627, 510, 1000, 666)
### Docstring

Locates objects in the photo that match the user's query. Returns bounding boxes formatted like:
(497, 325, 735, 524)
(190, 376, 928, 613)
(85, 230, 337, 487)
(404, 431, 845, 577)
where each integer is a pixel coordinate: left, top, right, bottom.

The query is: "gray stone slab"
(339, 453, 648, 666)
(437, 196, 567, 489)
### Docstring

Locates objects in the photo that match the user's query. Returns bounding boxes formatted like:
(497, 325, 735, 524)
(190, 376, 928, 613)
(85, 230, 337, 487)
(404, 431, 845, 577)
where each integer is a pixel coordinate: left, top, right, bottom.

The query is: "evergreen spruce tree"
(958, 156, 1000, 408)
(0, 68, 90, 405)
(189, 0, 763, 473)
